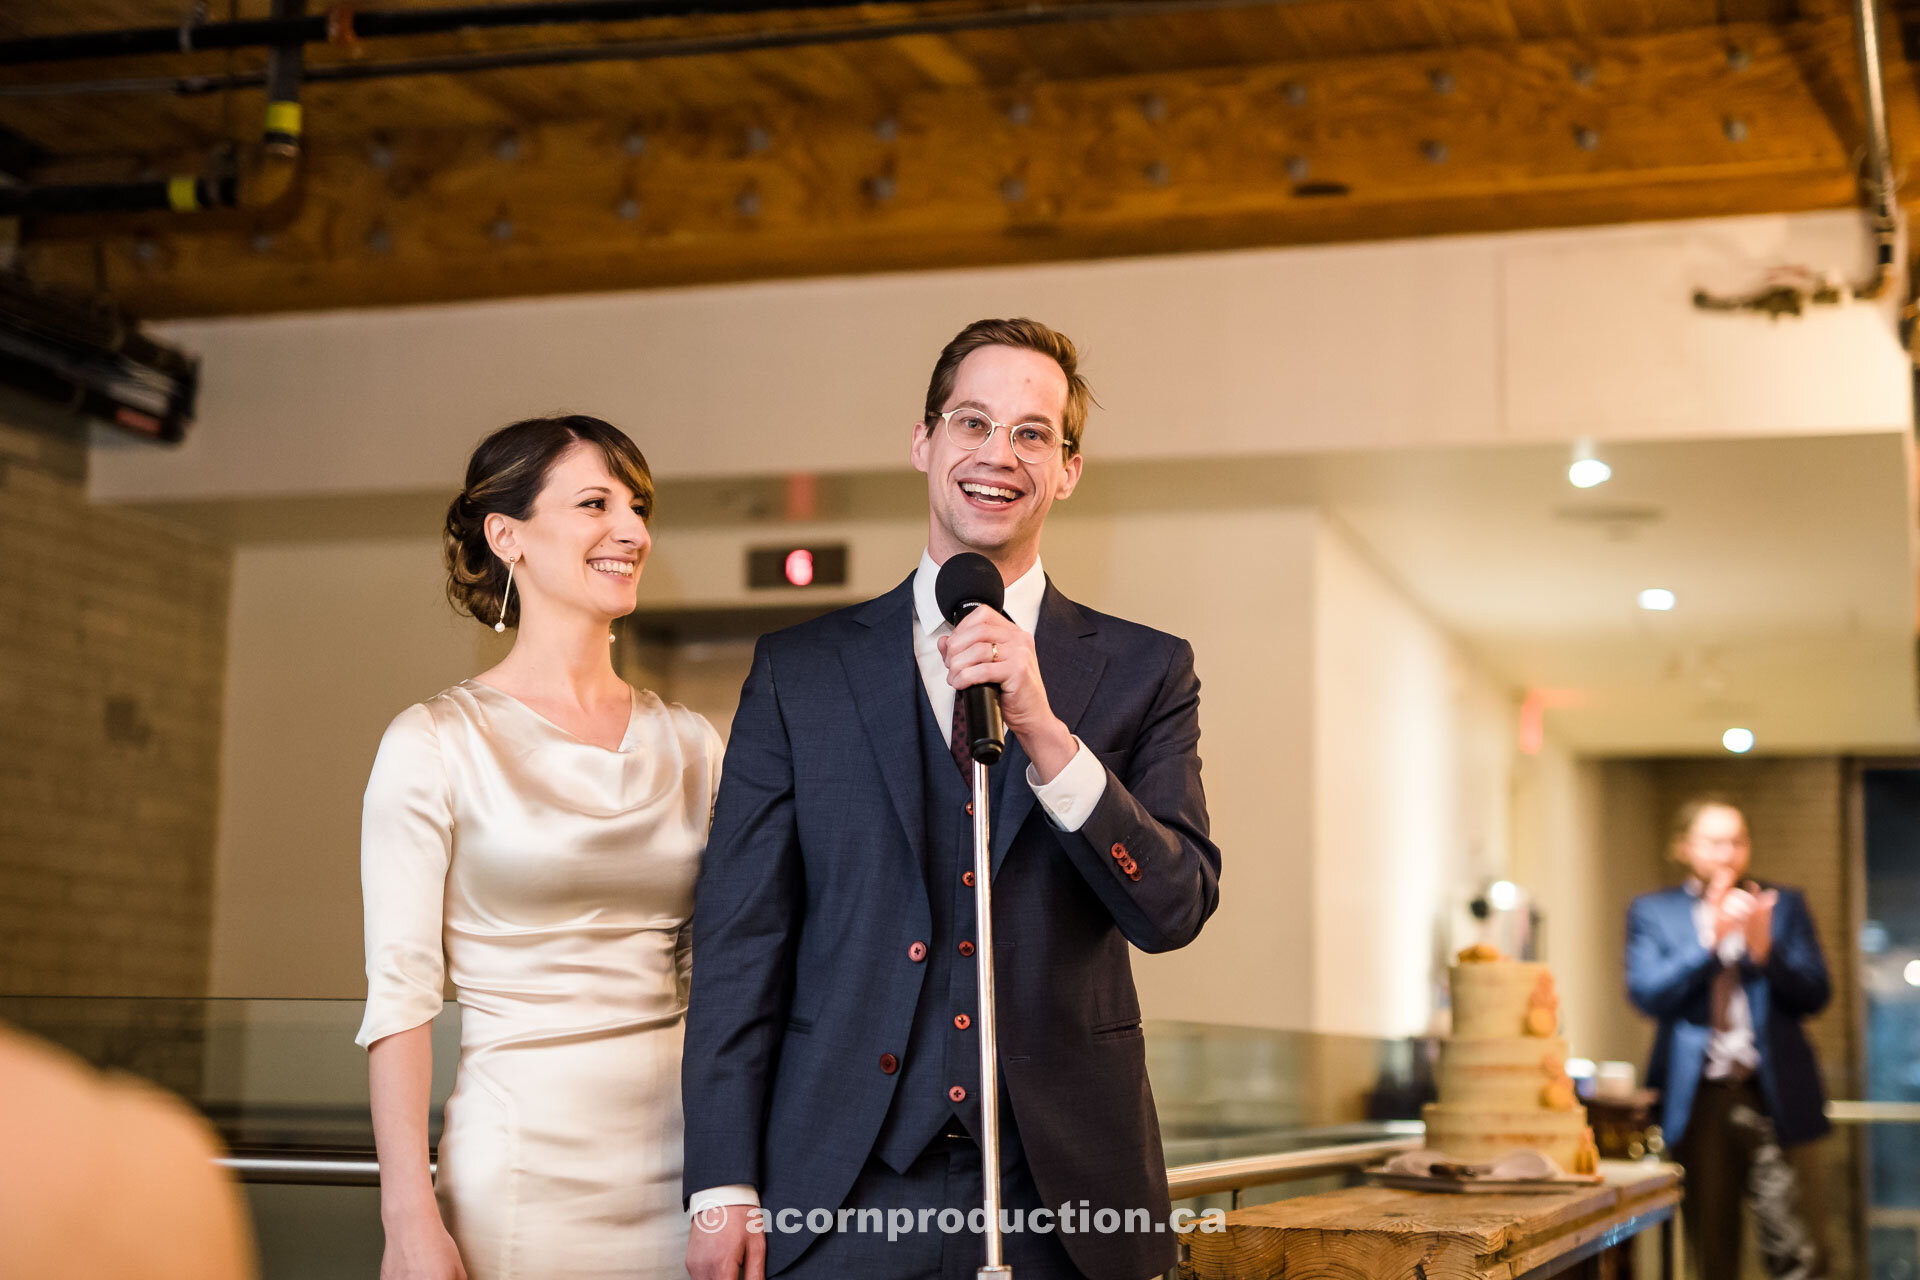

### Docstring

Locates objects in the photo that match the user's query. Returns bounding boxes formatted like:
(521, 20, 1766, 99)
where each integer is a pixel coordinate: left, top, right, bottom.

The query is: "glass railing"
(0, 997, 1433, 1276)
(0, 999, 1429, 1157)
(0, 995, 461, 1153)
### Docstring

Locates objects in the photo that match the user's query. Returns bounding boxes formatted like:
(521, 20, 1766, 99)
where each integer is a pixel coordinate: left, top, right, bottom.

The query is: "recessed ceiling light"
(1722, 727, 1755, 754)
(1569, 438, 1612, 489)
(1568, 458, 1612, 488)
(1638, 588, 1676, 612)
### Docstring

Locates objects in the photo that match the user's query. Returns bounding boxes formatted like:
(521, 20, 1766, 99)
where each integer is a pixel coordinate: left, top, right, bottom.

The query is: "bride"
(356, 415, 721, 1279)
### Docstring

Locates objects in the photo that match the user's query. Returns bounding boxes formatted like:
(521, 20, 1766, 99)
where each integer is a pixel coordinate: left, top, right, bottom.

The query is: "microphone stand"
(969, 754, 1013, 1279)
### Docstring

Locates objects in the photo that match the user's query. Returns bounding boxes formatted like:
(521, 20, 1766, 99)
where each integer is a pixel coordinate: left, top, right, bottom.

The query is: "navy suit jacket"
(1625, 882, 1831, 1149)
(683, 574, 1222, 1279)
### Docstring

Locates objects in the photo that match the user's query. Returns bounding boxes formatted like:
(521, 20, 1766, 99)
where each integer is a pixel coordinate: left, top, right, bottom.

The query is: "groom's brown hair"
(922, 318, 1094, 458)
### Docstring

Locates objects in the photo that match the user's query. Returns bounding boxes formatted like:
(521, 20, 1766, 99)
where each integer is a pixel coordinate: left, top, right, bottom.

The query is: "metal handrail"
(1166, 1134, 1423, 1199)
(219, 1148, 403, 1187)
(206, 1099, 1920, 1189)
(1827, 1100, 1920, 1124)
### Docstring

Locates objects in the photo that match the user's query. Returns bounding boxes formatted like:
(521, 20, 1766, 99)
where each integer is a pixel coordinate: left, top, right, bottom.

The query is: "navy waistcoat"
(870, 689, 1024, 1174)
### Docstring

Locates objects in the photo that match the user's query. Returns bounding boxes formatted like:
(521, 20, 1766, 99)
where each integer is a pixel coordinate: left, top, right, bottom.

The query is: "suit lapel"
(1662, 888, 1703, 953)
(991, 582, 1104, 878)
(841, 577, 926, 873)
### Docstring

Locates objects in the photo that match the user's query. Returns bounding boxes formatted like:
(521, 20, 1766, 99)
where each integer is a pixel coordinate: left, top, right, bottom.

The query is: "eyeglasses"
(930, 406, 1067, 465)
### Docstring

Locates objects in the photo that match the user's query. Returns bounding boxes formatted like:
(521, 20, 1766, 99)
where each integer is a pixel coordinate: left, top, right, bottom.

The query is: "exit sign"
(747, 545, 848, 589)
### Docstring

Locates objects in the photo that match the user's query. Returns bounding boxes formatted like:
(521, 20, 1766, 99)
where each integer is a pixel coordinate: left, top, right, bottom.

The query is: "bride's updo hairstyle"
(444, 414, 654, 630)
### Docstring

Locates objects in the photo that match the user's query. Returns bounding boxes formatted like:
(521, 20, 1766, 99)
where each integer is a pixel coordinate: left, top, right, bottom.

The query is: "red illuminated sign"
(747, 545, 847, 590)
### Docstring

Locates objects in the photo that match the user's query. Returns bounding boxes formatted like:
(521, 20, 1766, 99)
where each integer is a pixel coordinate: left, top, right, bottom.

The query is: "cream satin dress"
(355, 678, 722, 1280)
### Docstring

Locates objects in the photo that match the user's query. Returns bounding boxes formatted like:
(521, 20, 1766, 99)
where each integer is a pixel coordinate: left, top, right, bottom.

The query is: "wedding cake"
(1422, 944, 1600, 1174)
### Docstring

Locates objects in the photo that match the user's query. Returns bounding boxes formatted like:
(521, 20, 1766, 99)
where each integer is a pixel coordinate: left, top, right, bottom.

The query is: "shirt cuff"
(689, 1185, 760, 1214)
(1026, 737, 1107, 832)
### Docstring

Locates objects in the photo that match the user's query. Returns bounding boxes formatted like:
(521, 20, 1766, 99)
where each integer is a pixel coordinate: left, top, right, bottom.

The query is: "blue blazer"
(683, 574, 1222, 1279)
(1625, 882, 1831, 1149)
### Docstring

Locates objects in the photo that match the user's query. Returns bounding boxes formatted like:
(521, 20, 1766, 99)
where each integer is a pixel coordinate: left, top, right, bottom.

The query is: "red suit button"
(908, 941, 927, 962)
(954, 1014, 971, 1029)
(962, 871, 975, 887)
(1111, 843, 1128, 861)
(1127, 868, 1142, 882)
(958, 941, 975, 957)
(948, 1085, 967, 1103)
(880, 1053, 898, 1074)
(966, 802, 974, 816)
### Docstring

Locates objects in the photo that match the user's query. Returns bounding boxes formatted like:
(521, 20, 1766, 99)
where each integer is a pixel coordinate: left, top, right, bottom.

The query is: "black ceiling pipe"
(0, 0, 886, 66)
(0, 173, 238, 218)
(0, 124, 48, 177)
(263, 0, 305, 156)
(0, 0, 1300, 99)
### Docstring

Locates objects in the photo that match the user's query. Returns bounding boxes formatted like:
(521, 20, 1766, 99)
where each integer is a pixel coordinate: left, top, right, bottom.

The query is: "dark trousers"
(778, 1135, 1087, 1280)
(1675, 1078, 1826, 1280)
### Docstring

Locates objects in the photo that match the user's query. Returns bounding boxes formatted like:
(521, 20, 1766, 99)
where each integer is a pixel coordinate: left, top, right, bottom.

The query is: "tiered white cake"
(1422, 946, 1599, 1173)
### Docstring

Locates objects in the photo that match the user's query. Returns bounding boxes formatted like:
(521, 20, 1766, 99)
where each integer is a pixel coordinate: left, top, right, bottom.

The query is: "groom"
(684, 318, 1222, 1280)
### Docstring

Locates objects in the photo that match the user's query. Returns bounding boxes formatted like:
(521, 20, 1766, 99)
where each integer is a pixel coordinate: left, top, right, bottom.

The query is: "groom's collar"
(912, 549, 1046, 636)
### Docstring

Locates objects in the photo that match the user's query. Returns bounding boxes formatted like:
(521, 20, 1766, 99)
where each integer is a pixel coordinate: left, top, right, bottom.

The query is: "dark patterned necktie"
(950, 691, 973, 777)
(1710, 961, 1736, 1034)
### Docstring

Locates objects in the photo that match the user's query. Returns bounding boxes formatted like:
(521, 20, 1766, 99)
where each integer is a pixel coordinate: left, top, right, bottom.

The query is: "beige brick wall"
(0, 413, 231, 1002)
(1620, 757, 1859, 1279)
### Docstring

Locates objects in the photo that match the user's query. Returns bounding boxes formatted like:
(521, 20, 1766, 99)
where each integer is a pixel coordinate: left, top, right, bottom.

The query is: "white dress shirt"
(1688, 879, 1760, 1081)
(689, 553, 1108, 1216)
(910, 550, 1107, 829)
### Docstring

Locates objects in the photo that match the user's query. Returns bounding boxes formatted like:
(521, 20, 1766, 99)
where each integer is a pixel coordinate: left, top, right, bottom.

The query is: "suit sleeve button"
(880, 1053, 898, 1074)
(948, 1086, 967, 1103)
(908, 941, 927, 962)
(1111, 843, 1126, 859)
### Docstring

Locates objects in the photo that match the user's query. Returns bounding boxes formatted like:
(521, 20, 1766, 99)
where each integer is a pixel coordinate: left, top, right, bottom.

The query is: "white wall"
(1047, 507, 1320, 1029)
(1308, 521, 1519, 1038)
(208, 538, 508, 998)
(1510, 745, 1607, 1057)
(98, 210, 1907, 504)
(1508, 748, 1666, 1067)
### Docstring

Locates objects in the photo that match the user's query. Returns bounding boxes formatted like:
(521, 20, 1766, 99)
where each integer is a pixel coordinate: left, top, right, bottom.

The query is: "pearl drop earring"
(493, 558, 517, 633)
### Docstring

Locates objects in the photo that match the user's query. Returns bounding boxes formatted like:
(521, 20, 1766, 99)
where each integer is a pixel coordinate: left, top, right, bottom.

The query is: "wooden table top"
(1181, 1160, 1681, 1280)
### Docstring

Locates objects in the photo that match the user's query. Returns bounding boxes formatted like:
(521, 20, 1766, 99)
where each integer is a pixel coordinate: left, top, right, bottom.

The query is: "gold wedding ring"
(991, 643, 1000, 662)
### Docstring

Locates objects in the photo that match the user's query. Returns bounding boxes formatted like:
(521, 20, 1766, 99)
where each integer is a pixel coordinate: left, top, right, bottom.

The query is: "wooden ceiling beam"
(17, 16, 1912, 317)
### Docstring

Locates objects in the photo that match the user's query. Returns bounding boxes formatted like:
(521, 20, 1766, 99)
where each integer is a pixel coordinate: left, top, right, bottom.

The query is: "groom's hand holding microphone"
(936, 554, 1077, 784)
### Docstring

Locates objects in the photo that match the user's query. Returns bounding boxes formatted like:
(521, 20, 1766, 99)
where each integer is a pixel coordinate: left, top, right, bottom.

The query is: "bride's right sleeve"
(354, 703, 454, 1049)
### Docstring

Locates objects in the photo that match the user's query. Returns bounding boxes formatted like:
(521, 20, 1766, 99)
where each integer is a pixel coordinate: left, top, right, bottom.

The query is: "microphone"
(934, 552, 1007, 765)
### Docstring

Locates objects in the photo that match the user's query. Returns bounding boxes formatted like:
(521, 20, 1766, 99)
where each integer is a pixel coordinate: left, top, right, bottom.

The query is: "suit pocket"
(1089, 1017, 1143, 1040)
